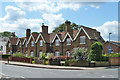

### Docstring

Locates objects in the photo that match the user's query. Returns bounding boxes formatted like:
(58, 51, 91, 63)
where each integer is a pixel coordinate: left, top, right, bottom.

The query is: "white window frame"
(55, 51, 60, 56)
(31, 41, 34, 47)
(66, 51, 71, 57)
(55, 39, 59, 46)
(39, 51, 43, 58)
(26, 53, 28, 57)
(31, 51, 34, 57)
(25, 43, 27, 47)
(8, 43, 11, 48)
(80, 36, 86, 44)
(66, 38, 71, 45)
(40, 40, 43, 46)
(19, 42, 21, 48)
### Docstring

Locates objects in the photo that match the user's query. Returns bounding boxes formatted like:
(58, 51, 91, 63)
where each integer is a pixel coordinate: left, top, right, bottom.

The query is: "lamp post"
(109, 32, 112, 66)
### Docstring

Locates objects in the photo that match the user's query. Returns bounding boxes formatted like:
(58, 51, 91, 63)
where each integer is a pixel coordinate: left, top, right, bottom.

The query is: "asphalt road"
(0, 63, 119, 78)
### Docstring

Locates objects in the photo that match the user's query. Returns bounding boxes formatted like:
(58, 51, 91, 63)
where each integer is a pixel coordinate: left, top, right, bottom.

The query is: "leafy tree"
(0, 31, 18, 38)
(73, 47, 87, 60)
(52, 22, 79, 32)
(88, 42, 103, 61)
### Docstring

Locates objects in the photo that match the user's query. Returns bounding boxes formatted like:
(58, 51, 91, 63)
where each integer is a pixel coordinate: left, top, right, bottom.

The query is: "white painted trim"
(62, 32, 73, 42)
(16, 39, 21, 45)
(35, 33, 45, 43)
(52, 34, 61, 43)
(23, 38, 27, 45)
(27, 34, 35, 44)
(73, 27, 91, 41)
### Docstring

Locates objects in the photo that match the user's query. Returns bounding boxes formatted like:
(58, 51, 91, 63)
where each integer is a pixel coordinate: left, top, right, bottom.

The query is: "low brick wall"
(11, 57, 32, 63)
(95, 61, 109, 67)
(111, 57, 120, 66)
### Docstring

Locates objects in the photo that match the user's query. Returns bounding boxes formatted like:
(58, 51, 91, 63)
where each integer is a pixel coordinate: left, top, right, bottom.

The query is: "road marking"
(21, 76, 25, 78)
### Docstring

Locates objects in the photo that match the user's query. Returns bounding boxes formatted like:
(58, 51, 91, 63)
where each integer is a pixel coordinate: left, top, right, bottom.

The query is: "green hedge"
(111, 53, 120, 57)
(2, 54, 11, 58)
(14, 53, 25, 58)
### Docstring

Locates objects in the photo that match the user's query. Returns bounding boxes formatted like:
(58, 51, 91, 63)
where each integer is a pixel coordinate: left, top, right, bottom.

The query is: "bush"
(2, 54, 11, 58)
(14, 53, 25, 58)
(111, 53, 120, 57)
(88, 42, 103, 61)
(41, 53, 46, 59)
(27, 56, 34, 59)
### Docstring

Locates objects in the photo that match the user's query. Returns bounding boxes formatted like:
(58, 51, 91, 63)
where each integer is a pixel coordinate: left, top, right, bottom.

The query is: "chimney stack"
(26, 29, 31, 40)
(12, 32, 15, 38)
(65, 20, 71, 32)
(42, 23, 48, 34)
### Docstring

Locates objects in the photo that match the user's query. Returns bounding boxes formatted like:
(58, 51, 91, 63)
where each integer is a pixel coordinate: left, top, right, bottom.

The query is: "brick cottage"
(6, 20, 120, 57)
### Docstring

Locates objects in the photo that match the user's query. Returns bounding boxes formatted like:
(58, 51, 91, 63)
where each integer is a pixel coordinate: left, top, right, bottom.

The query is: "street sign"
(108, 46, 111, 54)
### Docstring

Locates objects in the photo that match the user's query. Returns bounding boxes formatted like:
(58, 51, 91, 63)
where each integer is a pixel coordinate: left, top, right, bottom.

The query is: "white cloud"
(42, 13, 64, 32)
(90, 5, 100, 8)
(4, 6, 26, 22)
(0, 6, 43, 37)
(95, 21, 118, 41)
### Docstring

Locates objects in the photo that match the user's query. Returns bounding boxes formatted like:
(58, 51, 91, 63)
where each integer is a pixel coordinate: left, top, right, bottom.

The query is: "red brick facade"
(6, 20, 119, 57)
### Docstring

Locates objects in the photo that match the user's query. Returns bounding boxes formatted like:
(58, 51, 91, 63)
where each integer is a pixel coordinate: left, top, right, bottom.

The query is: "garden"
(2, 41, 120, 66)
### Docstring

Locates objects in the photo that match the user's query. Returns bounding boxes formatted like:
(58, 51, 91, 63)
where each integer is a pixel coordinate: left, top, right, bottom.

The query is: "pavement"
(0, 60, 108, 70)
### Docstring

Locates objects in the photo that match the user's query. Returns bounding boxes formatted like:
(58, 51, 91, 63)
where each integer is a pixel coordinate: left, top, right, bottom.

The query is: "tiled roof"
(81, 26, 104, 41)
(41, 32, 50, 43)
(9, 37, 18, 45)
(32, 33, 39, 41)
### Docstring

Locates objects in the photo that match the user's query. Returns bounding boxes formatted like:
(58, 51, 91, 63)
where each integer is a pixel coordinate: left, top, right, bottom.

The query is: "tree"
(88, 42, 103, 61)
(52, 22, 79, 32)
(73, 47, 87, 60)
(0, 31, 18, 38)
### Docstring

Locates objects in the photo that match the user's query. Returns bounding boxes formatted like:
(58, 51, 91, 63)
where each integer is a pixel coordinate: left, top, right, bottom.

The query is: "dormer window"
(66, 38, 71, 45)
(19, 42, 21, 47)
(31, 41, 34, 47)
(40, 40, 43, 46)
(55, 39, 59, 46)
(8, 43, 11, 48)
(80, 36, 86, 44)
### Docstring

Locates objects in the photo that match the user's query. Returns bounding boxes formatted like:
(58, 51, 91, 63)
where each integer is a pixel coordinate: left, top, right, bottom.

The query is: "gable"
(62, 32, 73, 42)
(36, 33, 45, 43)
(52, 34, 61, 43)
(73, 27, 91, 41)
(27, 34, 35, 44)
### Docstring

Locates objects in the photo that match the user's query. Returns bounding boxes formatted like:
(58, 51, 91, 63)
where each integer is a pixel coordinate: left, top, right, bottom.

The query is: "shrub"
(47, 53, 53, 59)
(14, 53, 25, 58)
(73, 47, 87, 60)
(41, 53, 46, 59)
(27, 56, 34, 59)
(111, 53, 120, 57)
(88, 42, 103, 61)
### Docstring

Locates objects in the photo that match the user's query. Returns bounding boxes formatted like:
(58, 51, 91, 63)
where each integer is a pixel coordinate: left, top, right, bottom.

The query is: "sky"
(0, 0, 119, 41)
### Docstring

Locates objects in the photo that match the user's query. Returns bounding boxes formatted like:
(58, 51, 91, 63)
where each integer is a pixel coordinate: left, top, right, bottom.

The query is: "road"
(0, 63, 119, 78)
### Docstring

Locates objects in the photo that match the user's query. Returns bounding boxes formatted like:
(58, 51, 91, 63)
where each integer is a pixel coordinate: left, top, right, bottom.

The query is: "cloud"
(42, 13, 64, 32)
(0, 6, 43, 37)
(13, 0, 101, 14)
(95, 21, 118, 41)
(90, 4, 100, 8)
(4, 6, 26, 22)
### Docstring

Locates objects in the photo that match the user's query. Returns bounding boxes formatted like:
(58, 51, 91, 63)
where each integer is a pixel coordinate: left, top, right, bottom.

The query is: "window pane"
(55, 51, 59, 56)
(40, 40, 43, 46)
(39, 52, 43, 58)
(31, 52, 34, 57)
(31, 41, 34, 47)
(80, 36, 86, 44)
(66, 38, 71, 45)
(56, 39, 59, 46)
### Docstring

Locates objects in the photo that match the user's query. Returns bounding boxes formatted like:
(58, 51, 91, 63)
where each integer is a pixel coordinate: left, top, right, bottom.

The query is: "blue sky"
(0, 1, 119, 41)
